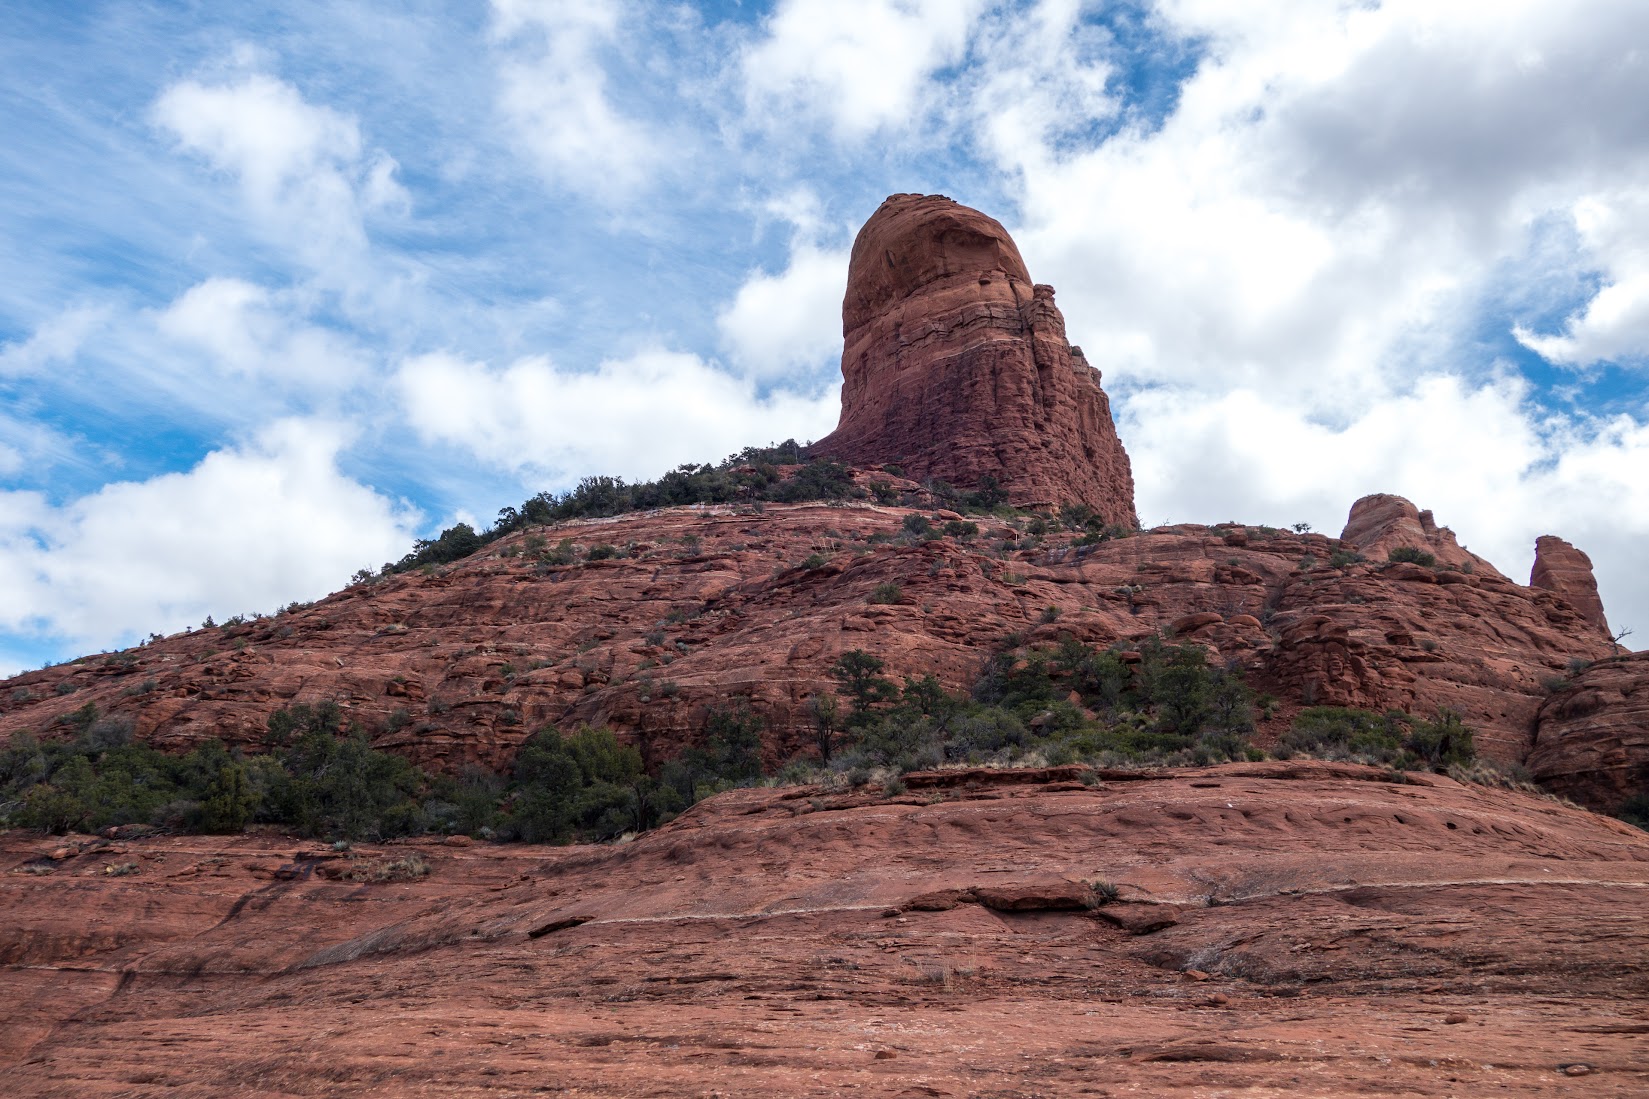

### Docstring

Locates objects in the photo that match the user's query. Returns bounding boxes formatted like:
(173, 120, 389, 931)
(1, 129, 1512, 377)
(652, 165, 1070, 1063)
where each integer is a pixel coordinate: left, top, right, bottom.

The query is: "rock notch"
(1530, 535, 1611, 639)
(812, 193, 1137, 525)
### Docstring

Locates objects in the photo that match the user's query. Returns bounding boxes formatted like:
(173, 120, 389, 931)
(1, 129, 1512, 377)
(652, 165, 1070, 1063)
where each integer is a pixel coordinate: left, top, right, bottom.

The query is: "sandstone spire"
(1531, 535, 1612, 639)
(812, 193, 1137, 525)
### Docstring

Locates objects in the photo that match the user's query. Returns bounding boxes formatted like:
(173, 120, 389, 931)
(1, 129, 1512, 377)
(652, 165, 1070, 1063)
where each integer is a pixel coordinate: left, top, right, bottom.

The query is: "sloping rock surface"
(813, 193, 1137, 523)
(3, 762, 1647, 1096)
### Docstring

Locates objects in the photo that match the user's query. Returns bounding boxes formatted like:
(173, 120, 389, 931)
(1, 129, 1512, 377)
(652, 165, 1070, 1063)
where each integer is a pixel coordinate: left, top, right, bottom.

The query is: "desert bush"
(869, 582, 904, 605)
(1387, 546, 1437, 567)
(1278, 706, 1474, 771)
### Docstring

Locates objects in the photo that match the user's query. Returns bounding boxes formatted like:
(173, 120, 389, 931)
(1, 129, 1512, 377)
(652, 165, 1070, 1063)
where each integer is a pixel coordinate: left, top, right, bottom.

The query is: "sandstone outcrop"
(0, 494, 1620, 786)
(1529, 650, 1649, 813)
(813, 194, 1137, 524)
(1339, 493, 1504, 576)
(1531, 534, 1612, 639)
(4, 762, 1646, 1095)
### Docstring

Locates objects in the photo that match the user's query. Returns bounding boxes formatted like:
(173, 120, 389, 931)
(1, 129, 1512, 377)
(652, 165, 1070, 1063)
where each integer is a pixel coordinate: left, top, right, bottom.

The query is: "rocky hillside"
(0, 481, 1634, 809)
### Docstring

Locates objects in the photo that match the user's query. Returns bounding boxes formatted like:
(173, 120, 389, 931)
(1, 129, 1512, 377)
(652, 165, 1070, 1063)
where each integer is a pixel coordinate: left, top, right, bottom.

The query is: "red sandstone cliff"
(813, 194, 1137, 525)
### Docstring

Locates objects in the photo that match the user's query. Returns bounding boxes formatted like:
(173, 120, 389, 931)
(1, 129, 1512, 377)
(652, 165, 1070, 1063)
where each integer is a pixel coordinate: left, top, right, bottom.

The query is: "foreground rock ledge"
(4, 760, 1646, 1097)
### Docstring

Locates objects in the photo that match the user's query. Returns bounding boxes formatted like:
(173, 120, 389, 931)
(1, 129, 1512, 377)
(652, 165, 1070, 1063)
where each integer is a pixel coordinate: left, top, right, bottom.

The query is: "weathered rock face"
(1339, 493, 1504, 577)
(1529, 650, 1649, 813)
(813, 194, 1138, 524)
(0, 490, 1619, 785)
(3, 763, 1647, 1095)
(1531, 534, 1612, 639)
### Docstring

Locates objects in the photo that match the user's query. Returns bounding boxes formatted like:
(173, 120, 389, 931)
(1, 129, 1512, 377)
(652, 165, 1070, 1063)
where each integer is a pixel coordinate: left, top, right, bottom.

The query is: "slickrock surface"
(4, 762, 1647, 1097)
(1530, 650, 1649, 814)
(0, 495, 1620, 789)
(813, 194, 1137, 524)
(1531, 535, 1613, 639)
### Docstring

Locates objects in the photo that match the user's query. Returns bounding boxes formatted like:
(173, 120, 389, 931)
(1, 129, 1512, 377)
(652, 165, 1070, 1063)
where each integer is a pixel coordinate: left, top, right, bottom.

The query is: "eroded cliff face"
(1529, 650, 1649, 813)
(813, 194, 1137, 525)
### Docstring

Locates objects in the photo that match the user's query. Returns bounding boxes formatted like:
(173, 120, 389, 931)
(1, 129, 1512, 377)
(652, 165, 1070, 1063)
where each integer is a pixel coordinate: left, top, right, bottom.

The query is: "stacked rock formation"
(813, 193, 1137, 526)
(1530, 535, 1612, 639)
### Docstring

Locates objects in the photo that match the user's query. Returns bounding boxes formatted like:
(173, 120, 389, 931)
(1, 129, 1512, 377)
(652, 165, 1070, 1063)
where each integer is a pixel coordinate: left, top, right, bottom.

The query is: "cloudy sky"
(2, 0, 1646, 675)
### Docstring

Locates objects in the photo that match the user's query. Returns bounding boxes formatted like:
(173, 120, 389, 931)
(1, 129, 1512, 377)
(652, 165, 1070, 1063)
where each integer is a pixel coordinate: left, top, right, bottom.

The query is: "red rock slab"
(3, 762, 1647, 1096)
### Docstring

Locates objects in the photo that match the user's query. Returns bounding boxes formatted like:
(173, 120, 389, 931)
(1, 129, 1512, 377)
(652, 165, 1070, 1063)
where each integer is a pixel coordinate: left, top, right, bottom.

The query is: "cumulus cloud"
(0, 420, 415, 652)
(989, 0, 1649, 400)
(716, 243, 848, 378)
(490, 0, 663, 197)
(395, 349, 839, 480)
(152, 70, 408, 276)
(0, 306, 109, 378)
(743, 0, 988, 138)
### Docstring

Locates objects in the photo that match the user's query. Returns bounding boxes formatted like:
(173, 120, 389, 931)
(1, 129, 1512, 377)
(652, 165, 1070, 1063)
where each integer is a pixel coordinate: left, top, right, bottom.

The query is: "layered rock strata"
(813, 193, 1137, 525)
(1529, 650, 1649, 813)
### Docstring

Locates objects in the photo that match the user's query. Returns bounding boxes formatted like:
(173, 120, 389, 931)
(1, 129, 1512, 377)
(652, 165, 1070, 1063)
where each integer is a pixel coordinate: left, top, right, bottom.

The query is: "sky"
(2, 0, 1646, 675)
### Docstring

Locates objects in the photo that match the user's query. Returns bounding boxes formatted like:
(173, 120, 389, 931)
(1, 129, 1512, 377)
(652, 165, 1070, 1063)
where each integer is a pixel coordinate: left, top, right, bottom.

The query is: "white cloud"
(0, 306, 109, 378)
(152, 70, 408, 275)
(395, 349, 838, 480)
(987, 0, 1649, 404)
(716, 243, 848, 378)
(743, 0, 988, 138)
(0, 420, 415, 649)
(156, 277, 368, 390)
(1515, 190, 1649, 366)
(490, 0, 662, 197)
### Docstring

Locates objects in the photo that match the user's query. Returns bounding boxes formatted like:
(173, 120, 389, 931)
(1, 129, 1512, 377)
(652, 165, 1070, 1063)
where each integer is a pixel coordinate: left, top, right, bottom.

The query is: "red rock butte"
(813, 193, 1138, 526)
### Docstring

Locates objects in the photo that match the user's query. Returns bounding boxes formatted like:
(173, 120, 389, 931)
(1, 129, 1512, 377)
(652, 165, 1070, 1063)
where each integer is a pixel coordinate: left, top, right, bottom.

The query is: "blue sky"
(2, 0, 1647, 674)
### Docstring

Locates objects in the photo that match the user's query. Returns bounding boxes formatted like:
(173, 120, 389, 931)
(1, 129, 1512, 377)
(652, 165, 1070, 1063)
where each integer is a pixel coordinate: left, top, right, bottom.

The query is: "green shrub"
(1387, 546, 1436, 566)
(1279, 706, 1474, 771)
(901, 514, 937, 541)
(869, 582, 903, 605)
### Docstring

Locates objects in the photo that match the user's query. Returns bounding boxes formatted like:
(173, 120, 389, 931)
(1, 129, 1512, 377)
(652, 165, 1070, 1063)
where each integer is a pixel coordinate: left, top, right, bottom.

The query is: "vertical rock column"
(812, 193, 1138, 526)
